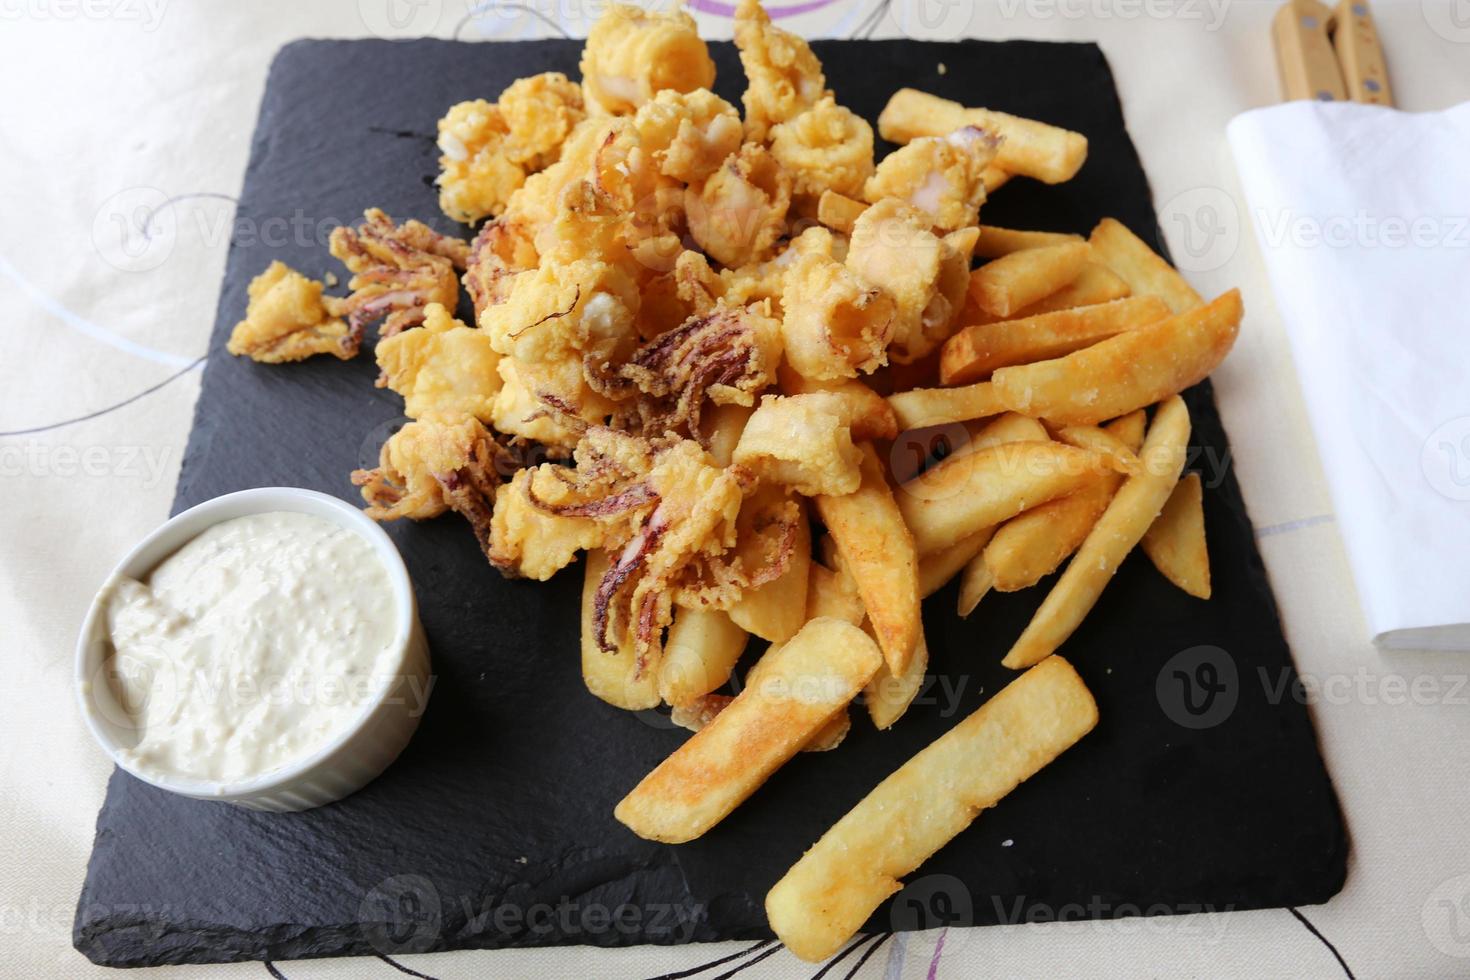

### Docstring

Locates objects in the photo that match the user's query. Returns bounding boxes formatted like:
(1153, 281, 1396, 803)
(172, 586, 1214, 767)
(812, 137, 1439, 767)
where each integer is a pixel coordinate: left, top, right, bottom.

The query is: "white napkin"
(1227, 100, 1470, 650)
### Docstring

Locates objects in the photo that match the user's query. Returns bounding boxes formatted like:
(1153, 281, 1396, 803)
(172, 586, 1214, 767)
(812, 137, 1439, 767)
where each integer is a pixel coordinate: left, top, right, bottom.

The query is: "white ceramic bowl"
(75, 487, 430, 812)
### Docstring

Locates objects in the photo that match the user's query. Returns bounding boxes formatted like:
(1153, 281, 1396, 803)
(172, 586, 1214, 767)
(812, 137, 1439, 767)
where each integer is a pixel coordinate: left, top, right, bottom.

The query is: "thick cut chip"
(1141, 471, 1211, 599)
(658, 607, 749, 707)
(968, 241, 1090, 319)
(974, 225, 1085, 259)
(614, 617, 881, 843)
(1089, 217, 1203, 314)
(814, 443, 921, 677)
(766, 656, 1099, 962)
(887, 382, 1004, 431)
(1003, 396, 1191, 668)
(990, 290, 1242, 426)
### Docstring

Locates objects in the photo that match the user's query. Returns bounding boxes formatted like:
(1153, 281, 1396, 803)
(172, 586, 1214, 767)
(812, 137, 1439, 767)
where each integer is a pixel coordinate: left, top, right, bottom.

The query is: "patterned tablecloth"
(4, 1, 1470, 977)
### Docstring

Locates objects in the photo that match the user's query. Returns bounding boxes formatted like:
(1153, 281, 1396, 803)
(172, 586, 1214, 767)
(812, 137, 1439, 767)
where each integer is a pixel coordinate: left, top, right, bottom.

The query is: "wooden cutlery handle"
(1333, 0, 1394, 106)
(1272, 0, 1346, 102)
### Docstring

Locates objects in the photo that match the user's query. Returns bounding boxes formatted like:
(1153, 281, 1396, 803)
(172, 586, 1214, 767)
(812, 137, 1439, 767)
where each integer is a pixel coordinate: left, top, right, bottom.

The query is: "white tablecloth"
(4, 2, 1469, 977)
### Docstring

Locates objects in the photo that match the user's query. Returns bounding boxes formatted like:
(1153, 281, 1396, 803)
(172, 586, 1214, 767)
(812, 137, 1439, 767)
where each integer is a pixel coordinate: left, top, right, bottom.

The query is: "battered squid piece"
(375, 303, 501, 422)
(492, 355, 615, 454)
(579, 3, 716, 115)
(685, 143, 793, 268)
(627, 89, 745, 185)
(226, 260, 359, 363)
(436, 100, 528, 223)
(769, 96, 875, 200)
(462, 217, 539, 322)
(327, 209, 469, 338)
(479, 256, 640, 370)
(352, 415, 510, 562)
(733, 0, 830, 143)
(780, 245, 895, 381)
(497, 72, 587, 171)
(863, 126, 1000, 233)
(608, 303, 784, 442)
(846, 199, 960, 363)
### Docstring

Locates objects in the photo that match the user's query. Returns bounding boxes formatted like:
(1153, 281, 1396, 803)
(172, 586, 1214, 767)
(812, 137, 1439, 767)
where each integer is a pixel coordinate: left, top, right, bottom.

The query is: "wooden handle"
(1333, 0, 1394, 106)
(1272, 0, 1346, 103)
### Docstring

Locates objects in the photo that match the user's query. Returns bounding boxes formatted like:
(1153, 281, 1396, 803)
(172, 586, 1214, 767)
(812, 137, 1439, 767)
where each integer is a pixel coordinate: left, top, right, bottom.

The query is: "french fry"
(659, 608, 748, 706)
(877, 89, 1088, 184)
(888, 381, 1004, 431)
(981, 166, 1011, 193)
(616, 617, 881, 843)
(897, 441, 1109, 554)
(974, 225, 1086, 260)
(701, 403, 754, 467)
(727, 497, 812, 642)
(1141, 471, 1211, 599)
(991, 289, 1243, 426)
(961, 262, 1132, 328)
(581, 550, 660, 710)
(968, 241, 1091, 319)
(901, 413, 1050, 532)
(816, 189, 868, 234)
(941, 295, 1170, 385)
(1089, 217, 1203, 314)
(672, 690, 851, 753)
(1003, 396, 1191, 669)
(975, 410, 1146, 600)
(864, 625, 928, 731)
(767, 656, 1099, 962)
(806, 561, 866, 626)
(815, 444, 921, 676)
(1053, 423, 1143, 476)
(919, 526, 995, 597)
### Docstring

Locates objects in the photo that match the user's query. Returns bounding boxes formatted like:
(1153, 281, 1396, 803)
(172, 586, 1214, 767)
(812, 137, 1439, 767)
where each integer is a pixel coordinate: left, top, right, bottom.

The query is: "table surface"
(3, 2, 1468, 977)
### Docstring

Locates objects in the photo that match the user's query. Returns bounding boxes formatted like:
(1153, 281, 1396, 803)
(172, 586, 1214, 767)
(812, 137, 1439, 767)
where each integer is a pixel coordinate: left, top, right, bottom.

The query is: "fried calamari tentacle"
(606, 304, 783, 442)
(226, 261, 360, 363)
(463, 217, 539, 322)
(352, 415, 511, 562)
(327, 209, 469, 337)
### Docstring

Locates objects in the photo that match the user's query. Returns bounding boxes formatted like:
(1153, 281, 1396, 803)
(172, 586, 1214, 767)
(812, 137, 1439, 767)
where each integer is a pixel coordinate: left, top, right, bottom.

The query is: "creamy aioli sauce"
(102, 512, 399, 784)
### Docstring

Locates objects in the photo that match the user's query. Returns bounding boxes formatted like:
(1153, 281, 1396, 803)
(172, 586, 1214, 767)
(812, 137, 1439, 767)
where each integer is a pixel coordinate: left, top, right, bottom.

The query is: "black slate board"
(74, 37, 1348, 968)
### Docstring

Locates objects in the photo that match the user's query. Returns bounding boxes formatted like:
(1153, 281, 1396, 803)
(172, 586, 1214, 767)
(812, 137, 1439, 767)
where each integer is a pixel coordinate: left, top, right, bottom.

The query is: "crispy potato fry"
(974, 225, 1085, 260)
(816, 189, 868, 234)
(804, 710, 852, 752)
(990, 290, 1242, 426)
(1003, 396, 1191, 668)
(968, 241, 1091, 319)
(671, 689, 850, 752)
(897, 441, 1108, 554)
(981, 165, 1011, 193)
(581, 550, 660, 710)
(975, 411, 1146, 600)
(767, 656, 1098, 962)
(806, 561, 866, 626)
(1054, 424, 1143, 476)
(815, 443, 921, 676)
(659, 608, 749, 706)
(1089, 217, 1203, 314)
(940, 295, 1170, 385)
(888, 381, 1004, 431)
(616, 617, 882, 843)
(896, 412, 1050, 508)
(920, 526, 995, 597)
(864, 624, 928, 730)
(961, 261, 1132, 328)
(1141, 471, 1211, 599)
(876, 89, 1088, 184)
(727, 493, 812, 642)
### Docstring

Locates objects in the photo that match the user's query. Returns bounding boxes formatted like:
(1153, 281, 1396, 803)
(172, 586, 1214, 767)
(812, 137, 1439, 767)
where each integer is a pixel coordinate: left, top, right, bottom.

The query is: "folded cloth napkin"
(1227, 100, 1470, 650)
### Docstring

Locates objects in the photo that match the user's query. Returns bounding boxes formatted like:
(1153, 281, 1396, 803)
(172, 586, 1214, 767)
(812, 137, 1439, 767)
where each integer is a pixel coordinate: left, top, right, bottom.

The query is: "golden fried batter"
(227, 260, 358, 363)
(769, 96, 875, 200)
(498, 72, 587, 170)
(375, 303, 501, 422)
(862, 125, 999, 232)
(845, 199, 947, 363)
(780, 245, 895, 380)
(685, 143, 792, 268)
(733, 0, 829, 143)
(436, 99, 528, 224)
(327, 208, 468, 337)
(462, 216, 540, 322)
(579, 3, 716, 115)
(491, 355, 615, 453)
(733, 393, 863, 496)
